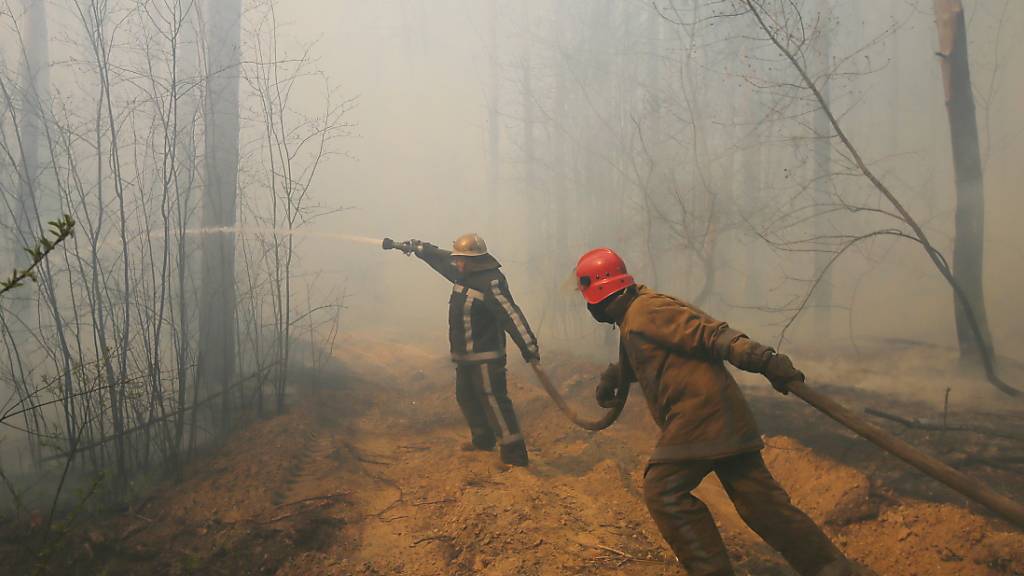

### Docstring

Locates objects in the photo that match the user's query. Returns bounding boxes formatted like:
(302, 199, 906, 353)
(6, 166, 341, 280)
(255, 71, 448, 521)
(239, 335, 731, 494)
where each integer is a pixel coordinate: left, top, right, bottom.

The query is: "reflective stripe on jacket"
(417, 244, 539, 364)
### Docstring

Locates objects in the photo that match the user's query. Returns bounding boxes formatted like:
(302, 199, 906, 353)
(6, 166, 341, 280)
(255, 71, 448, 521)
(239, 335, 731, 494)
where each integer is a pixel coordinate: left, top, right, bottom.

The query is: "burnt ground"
(3, 335, 1023, 575)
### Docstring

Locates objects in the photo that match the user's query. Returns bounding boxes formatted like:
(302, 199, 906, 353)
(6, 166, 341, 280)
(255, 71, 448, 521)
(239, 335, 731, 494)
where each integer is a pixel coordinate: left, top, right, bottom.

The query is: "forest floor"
(4, 335, 1024, 575)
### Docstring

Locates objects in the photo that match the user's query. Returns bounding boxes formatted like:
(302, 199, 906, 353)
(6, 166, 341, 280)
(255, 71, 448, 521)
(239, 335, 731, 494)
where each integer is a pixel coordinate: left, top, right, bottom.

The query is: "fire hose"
(529, 363, 626, 431)
(786, 380, 1024, 530)
(384, 238, 1022, 528)
(531, 364, 1024, 529)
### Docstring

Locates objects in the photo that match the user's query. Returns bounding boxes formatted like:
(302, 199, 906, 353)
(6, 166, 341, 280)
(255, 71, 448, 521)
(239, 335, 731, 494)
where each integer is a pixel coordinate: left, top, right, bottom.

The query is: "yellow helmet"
(452, 233, 489, 257)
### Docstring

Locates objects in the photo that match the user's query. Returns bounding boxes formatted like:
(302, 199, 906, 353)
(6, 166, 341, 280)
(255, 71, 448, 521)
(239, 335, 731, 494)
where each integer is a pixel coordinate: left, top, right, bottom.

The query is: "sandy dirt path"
(61, 336, 1023, 576)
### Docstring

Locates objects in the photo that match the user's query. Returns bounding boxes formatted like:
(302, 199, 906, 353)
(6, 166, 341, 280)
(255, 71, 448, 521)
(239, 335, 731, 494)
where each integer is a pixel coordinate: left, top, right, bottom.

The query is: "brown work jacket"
(605, 286, 766, 462)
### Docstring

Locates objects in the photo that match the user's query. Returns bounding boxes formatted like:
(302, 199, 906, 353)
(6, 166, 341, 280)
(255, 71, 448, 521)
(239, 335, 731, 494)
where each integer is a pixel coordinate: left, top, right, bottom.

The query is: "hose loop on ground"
(529, 363, 626, 431)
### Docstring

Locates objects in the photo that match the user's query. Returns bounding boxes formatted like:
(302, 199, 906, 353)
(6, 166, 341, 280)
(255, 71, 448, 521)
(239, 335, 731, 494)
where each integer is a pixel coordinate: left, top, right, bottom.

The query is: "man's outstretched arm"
(713, 328, 804, 395)
(412, 241, 460, 284)
(634, 297, 803, 395)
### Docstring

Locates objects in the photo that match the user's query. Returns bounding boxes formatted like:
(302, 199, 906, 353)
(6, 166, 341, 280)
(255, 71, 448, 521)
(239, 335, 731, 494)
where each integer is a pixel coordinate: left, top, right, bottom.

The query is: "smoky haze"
(288, 0, 1024, 365)
(1, 0, 1023, 511)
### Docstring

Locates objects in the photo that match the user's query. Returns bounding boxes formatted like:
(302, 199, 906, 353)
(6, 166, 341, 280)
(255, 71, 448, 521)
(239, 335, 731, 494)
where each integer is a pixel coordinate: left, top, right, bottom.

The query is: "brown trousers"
(644, 451, 852, 576)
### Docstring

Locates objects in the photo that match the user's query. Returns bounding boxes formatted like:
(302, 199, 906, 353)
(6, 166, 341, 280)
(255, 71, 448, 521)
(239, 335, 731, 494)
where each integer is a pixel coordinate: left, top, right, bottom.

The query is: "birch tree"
(199, 0, 242, 435)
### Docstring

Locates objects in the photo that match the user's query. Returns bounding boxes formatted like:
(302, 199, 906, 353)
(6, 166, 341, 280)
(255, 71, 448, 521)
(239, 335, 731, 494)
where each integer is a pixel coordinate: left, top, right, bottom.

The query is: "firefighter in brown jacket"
(575, 248, 858, 576)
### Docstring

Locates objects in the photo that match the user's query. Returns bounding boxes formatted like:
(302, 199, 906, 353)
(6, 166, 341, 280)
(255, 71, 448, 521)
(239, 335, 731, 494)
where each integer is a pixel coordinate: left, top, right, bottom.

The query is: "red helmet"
(575, 248, 636, 305)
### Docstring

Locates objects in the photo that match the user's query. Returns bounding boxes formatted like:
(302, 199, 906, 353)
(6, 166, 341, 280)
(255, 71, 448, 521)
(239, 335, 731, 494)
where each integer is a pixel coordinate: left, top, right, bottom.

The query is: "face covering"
(587, 301, 615, 324)
(587, 287, 637, 324)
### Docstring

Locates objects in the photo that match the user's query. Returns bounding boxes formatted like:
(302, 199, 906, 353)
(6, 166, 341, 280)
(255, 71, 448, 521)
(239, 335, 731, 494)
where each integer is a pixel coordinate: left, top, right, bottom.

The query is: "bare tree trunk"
(812, 2, 834, 340)
(199, 0, 242, 436)
(714, 66, 739, 312)
(521, 0, 540, 279)
(642, 5, 663, 289)
(740, 0, 1015, 396)
(4, 0, 51, 466)
(173, 1, 201, 470)
(13, 0, 49, 265)
(742, 87, 764, 305)
(487, 0, 501, 232)
(585, 0, 613, 251)
(549, 0, 571, 337)
(889, 2, 902, 155)
(933, 0, 993, 359)
(73, 0, 133, 486)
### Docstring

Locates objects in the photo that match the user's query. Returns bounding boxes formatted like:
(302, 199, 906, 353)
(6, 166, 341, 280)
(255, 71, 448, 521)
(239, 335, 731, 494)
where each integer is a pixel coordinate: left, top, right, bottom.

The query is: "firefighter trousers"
(455, 360, 528, 466)
(644, 451, 854, 576)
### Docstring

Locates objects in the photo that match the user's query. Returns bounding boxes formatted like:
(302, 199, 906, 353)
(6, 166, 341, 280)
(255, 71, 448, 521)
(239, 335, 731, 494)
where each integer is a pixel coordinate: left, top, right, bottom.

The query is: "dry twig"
(411, 534, 453, 547)
(411, 498, 454, 507)
(865, 408, 1024, 442)
(582, 541, 668, 565)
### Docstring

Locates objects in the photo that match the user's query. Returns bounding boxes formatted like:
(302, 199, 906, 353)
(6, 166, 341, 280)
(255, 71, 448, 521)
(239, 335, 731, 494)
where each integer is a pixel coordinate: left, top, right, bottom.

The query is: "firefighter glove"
(763, 352, 803, 395)
(596, 364, 626, 408)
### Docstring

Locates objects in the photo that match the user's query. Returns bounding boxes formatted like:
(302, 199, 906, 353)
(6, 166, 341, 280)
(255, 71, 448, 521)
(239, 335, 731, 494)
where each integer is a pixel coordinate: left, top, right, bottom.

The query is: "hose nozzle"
(382, 238, 415, 254)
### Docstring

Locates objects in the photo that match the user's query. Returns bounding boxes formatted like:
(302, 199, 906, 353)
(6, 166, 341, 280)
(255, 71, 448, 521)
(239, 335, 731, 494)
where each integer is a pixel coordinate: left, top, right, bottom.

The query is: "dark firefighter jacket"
(416, 243, 539, 365)
(603, 286, 770, 462)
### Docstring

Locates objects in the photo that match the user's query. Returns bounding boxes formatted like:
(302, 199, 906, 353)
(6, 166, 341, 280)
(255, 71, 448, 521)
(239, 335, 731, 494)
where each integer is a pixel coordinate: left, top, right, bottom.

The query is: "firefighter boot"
(500, 438, 529, 467)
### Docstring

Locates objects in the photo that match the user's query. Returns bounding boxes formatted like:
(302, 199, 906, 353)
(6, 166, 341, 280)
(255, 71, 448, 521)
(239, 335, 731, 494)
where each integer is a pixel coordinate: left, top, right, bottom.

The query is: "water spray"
(155, 226, 383, 246)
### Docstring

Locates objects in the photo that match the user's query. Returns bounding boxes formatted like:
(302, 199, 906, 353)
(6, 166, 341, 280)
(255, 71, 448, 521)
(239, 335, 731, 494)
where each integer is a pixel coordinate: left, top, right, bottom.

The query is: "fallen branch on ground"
(379, 514, 409, 523)
(582, 541, 668, 565)
(865, 408, 1024, 442)
(398, 445, 430, 452)
(950, 454, 1024, 473)
(277, 492, 351, 509)
(411, 534, 453, 547)
(341, 440, 394, 465)
(411, 498, 453, 507)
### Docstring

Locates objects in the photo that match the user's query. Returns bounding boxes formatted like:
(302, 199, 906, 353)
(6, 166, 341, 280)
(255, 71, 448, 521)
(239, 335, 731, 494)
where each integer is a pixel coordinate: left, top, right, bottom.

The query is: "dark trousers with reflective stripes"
(644, 451, 851, 576)
(455, 360, 528, 465)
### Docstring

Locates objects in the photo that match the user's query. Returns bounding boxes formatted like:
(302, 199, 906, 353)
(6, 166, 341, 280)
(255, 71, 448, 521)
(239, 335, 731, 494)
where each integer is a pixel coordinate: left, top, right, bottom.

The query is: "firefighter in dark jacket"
(396, 233, 539, 467)
(575, 248, 862, 576)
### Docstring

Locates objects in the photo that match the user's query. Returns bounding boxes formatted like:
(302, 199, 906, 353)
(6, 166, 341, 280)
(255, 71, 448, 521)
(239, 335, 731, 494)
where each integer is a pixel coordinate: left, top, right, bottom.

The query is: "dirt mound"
(762, 435, 1024, 574)
(10, 338, 1022, 575)
(762, 436, 879, 526)
(840, 502, 1024, 574)
(76, 409, 361, 574)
